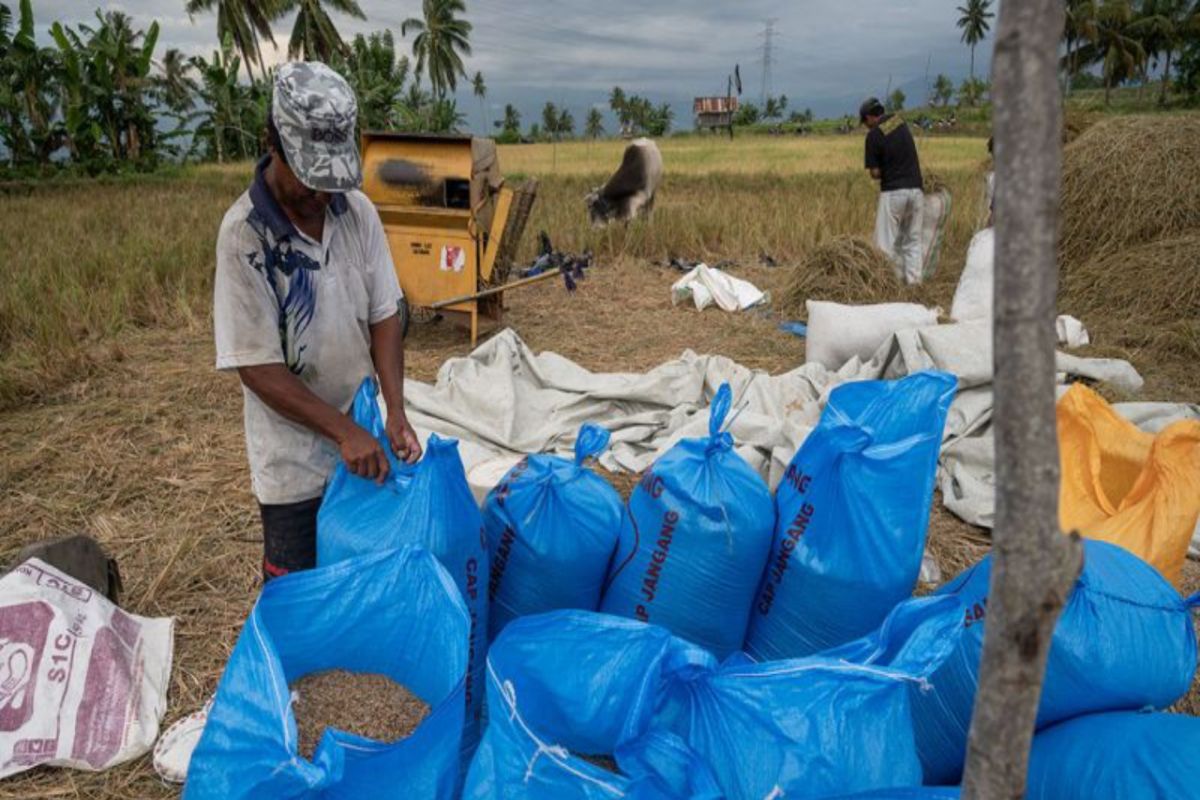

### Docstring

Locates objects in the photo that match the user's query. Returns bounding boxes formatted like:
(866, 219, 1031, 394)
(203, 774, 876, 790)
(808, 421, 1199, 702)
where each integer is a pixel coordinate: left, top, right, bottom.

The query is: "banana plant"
(1, 0, 61, 164)
(49, 21, 102, 164)
(189, 33, 264, 163)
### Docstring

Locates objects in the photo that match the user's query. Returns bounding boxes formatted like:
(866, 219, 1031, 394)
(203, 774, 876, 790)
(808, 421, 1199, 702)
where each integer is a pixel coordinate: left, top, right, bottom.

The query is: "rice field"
(0, 134, 989, 409)
(499, 132, 987, 177)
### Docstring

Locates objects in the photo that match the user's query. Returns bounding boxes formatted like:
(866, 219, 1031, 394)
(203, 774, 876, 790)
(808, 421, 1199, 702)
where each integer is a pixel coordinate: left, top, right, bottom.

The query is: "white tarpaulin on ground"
(402, 326, 1200, 568)
(404, 323, 1172, 480)
(670, 264, 767, 312)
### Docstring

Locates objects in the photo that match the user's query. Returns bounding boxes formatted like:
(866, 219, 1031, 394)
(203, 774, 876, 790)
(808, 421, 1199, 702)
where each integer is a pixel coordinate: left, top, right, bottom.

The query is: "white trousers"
(875, 188, 926, 284)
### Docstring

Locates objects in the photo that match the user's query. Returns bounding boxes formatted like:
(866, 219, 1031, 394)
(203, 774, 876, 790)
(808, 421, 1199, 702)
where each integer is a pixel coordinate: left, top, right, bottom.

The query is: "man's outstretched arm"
(237, 364, 391, 481)
(370, 314, 422, 464)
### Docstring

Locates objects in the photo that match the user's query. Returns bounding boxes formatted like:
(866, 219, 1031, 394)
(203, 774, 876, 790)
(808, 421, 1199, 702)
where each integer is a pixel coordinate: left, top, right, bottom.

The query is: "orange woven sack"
(1058, 383, 1200, 585)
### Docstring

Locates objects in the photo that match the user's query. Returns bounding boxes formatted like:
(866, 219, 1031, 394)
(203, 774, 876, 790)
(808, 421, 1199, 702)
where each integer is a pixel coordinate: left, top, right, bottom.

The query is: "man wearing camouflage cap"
(213, 61, 421, 582)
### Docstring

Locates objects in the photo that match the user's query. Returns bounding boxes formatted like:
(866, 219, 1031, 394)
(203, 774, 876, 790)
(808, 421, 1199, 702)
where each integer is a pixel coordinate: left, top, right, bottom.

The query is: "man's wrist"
(329, 414, 360, 445)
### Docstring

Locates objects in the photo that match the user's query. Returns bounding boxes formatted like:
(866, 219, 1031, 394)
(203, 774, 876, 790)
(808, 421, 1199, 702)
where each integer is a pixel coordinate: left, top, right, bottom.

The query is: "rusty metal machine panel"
(361, 132, 475, 209)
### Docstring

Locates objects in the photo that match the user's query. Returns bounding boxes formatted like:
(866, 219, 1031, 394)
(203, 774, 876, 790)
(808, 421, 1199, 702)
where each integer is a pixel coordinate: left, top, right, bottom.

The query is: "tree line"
(0, 0, 479, 174)
(1062, 0, 1200, 104)
(952, 0, 1200, 106)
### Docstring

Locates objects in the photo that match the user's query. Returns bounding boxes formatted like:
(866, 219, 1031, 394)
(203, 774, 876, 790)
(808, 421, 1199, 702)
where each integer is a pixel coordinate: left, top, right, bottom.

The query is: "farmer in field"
(212, 62, 421, 582)
(861, 97, 925, 284)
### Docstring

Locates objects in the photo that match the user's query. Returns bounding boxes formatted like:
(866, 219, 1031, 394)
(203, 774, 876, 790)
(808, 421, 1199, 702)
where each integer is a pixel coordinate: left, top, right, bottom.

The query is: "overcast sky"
(32, 1, 998, 127)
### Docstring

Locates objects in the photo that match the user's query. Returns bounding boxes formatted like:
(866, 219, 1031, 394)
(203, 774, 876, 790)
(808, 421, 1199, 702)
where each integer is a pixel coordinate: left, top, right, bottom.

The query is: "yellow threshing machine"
(360, 132, 538, 345)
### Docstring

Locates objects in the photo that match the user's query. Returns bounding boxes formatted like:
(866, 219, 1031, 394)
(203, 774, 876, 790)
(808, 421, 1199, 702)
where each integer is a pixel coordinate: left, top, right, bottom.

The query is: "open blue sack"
(600, 383, 775, 658)
(463, 611, 723, 799)
(744, 371, 957, 660)
(317, 378, 489, 755)
(658, 594, 963, 800)
(1027, 711, 1200, 799)
(484, 423, 624, 641)
(912, 540, 1200, 785)
(184, 547, 469, 800)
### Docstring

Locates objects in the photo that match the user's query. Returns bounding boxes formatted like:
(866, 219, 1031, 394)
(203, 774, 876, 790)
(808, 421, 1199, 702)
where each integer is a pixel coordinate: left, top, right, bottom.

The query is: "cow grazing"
(585, 138, 663, 226)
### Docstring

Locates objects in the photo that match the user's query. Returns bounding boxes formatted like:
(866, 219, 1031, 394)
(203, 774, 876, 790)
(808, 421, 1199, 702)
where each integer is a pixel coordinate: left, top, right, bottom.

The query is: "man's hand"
(339, 423, 390, 482)
(386, 412, 423, 464)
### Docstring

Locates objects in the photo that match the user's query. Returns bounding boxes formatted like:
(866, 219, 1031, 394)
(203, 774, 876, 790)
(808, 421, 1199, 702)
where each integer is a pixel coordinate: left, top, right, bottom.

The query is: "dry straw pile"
(780, 235, 933, 314)
(1061, 234, 1200, 330)
(1060, 115, 1200, 269)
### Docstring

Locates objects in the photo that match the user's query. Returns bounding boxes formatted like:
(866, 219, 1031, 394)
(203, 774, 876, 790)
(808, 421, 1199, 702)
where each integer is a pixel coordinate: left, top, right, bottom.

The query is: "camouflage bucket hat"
(272, 62, 361, 192)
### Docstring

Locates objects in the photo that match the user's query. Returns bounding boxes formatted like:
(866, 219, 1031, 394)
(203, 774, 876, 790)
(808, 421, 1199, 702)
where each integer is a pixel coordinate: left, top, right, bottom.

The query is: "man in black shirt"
(861, 97, 926, 284)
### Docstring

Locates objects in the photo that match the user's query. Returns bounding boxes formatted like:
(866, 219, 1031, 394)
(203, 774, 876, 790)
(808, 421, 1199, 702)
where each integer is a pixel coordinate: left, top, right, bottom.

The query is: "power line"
(758, 18, 779, 106)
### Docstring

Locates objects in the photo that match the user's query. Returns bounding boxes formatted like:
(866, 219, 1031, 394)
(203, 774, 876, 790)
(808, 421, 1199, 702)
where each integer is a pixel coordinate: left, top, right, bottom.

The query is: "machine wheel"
(398, 295, 411, 340)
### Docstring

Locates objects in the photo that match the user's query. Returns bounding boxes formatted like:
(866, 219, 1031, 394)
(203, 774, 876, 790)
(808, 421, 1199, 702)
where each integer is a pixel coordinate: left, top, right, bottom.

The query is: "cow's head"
(585, 188, 614, 227)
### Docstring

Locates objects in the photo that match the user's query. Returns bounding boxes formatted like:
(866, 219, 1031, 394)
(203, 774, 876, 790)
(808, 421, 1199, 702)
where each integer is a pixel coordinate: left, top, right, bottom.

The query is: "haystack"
(1060, 115, 1200, 268)
(1060, 234, 1200, 325)
(780, 235, 925, 315)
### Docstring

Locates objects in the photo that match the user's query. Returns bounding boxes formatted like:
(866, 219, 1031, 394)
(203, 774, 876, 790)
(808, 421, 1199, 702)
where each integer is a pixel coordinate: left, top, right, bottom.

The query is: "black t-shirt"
(865, 114, 923, 192)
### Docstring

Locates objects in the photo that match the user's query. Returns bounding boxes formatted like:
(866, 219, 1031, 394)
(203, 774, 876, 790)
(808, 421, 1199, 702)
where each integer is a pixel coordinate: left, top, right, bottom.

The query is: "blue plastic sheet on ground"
(658, 594, 964, 800)
(744, 371, 957, 660)
(183, 547, 469, 800)
(484, 423, 625, 641)
(463, 611, 723, 799)
(600, 383, 775, 658)
(1027, 711, 1200, 799)
(912, 540, 1200, 785)
(316, 377, 489, 756)
(778, 321, 808, 338)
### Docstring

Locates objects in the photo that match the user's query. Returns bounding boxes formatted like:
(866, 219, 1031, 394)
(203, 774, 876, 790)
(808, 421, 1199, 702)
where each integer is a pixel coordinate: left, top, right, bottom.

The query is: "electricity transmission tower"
(758, 18, 779, 107)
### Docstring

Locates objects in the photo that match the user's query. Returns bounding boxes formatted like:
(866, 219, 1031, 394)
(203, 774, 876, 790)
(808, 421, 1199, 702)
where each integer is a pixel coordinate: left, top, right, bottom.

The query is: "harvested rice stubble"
(290, 670, 430, 759)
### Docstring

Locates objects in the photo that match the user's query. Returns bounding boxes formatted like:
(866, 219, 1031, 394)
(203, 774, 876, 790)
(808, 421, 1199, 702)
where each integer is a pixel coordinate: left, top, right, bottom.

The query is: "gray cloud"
(32, 1, 997, 124)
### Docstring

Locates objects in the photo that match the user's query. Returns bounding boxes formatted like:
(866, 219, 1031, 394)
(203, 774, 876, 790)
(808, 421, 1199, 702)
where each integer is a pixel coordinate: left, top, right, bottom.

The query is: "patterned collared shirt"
(213, 156, 402, 504)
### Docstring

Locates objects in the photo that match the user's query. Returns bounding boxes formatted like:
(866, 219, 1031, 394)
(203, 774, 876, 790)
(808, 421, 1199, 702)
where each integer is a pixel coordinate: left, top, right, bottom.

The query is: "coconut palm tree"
(608, 85, 629, 130)
(1138, 0, 1200, 104)
(276, 0, 365, 63)
(401, 0, 472, 101)
(471, 70, 486, 132)
(955, 0, 995, 81)
(500, 102, 520, 137)
(157, 48, 200, 112)
(557, 107, 574, 138)
(584, 107, 604, 139)
(931, 73, 955, 106)
(1063, 0, 1099, 94)
(185, 0, 279, 83)
(1073, 0, 1151, 104)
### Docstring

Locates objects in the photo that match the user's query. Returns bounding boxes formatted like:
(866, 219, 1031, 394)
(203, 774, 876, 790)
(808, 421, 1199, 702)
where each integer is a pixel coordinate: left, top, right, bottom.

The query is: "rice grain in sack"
(912, 540, 1199, 785)
(600, 383, 774, 658)
(657, 595, 964, 800)
(1026, 711, 1200, 800)
(183, 547, 469, 800)
(463, 610, 724, 799)
(317, 378, 489, 758)
(483, 423, 624, 641)
(744, 371, 957, 660)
